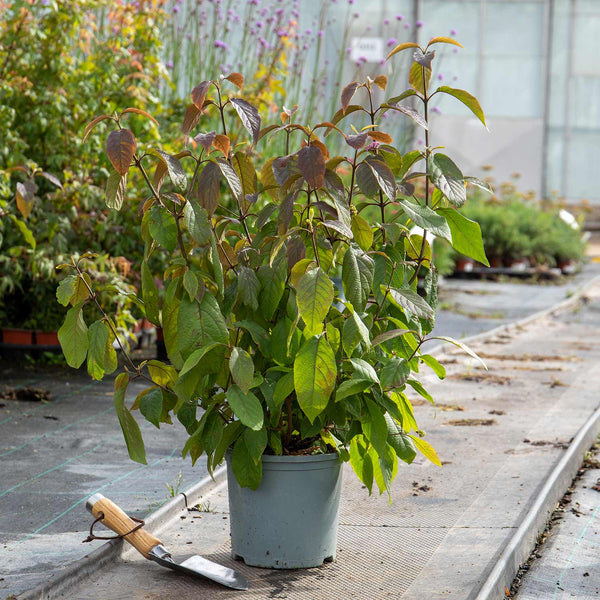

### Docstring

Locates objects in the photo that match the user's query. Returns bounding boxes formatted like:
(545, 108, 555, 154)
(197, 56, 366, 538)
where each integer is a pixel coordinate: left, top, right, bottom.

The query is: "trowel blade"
(149, 547, 249, 590)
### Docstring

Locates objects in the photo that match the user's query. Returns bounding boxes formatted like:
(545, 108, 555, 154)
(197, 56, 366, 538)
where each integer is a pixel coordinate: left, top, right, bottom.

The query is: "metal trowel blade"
(149, 546, 249, 590)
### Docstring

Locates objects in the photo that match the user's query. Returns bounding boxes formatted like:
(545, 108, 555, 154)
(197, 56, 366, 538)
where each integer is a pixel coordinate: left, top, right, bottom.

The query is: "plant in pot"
(57, 37, 489, 569)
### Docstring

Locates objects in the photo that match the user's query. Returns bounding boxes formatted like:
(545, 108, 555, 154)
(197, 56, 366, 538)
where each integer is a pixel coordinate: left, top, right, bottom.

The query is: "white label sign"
(351, 37, 385, 63)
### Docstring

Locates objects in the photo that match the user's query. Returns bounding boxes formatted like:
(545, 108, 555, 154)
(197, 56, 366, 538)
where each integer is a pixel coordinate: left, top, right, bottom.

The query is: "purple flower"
(396, 14, 403, 20)
(353, 12, 359, 18)
(166, 60, 174, 69)
(248, 0, 259, 4)
(358, 56, 367, 63)
(214, 40, 228, 49)
(41, 0, 50, 4)
(450, 28, 457, 36)
(386, 38, 397, 47)
(438, 73, 443, 80)
(305, 28, 312, 34)
(172, 5, 179, 12)
(348, 0, 354, 4)
(345, 47, 352, 54)
(383, 19, 389, 25)
(404, 22, 410, 28)
(256, 20, 263, 27)
(317, 30, 324, 38)
(366, 141, 380, 151)
(430, 106, 441, 114)
(416, 20, 423, 27)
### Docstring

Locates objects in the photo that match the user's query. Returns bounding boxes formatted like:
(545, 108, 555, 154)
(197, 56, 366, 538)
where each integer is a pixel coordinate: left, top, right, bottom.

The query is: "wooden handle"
(88, 495, 162, 559)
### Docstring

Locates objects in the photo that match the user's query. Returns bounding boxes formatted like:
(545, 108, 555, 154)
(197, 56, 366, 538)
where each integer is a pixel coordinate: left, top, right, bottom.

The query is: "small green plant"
(57, 37, 489, 498)
(165, 470, 184, 497)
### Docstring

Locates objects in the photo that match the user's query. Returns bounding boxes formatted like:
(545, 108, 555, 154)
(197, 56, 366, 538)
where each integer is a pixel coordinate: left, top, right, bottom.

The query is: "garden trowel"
(86, 493, 248, 590)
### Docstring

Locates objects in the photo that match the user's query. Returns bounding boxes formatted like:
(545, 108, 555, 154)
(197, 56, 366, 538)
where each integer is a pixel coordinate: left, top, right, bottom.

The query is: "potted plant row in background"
(57, 37, 489, 569)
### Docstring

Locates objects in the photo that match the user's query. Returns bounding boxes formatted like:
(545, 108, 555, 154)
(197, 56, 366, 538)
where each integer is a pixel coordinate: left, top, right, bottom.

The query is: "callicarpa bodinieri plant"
(57, 36, 490, 498)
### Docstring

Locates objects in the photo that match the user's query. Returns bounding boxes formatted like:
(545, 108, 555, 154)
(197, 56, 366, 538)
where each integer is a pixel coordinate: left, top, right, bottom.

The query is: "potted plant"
(57, 37, 489, 569)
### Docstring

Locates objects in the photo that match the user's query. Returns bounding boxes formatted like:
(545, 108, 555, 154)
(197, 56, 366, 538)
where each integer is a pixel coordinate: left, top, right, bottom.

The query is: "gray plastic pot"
(225, 452, 343, 569)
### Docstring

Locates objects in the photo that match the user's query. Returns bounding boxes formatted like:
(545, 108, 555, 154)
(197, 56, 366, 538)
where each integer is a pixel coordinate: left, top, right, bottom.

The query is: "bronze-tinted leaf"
(345, 132, 369, 150)
(287, 234, 306, 270)
(106, 129, 136, 176)
(194, 131, 217, 152)
(193, 161, 221, 216)
(308, 139, 330, 161)
(341, 82, 360, 114)
(232, 151, 257, 198)
(278, 190, 297, 235)
(213, 134, 230, 157)
(225, 72, 244, 89)
(183, 104, 202, 136)
(82, 114, 113, 142)
(368, 131, 393, 144)
(427, 36, 464, 49)
(191, 81, 211, 110)
(16, 181, 35, 218)
(216, 157, 243, 201)
(373, 75, 388, 90)
(298, 145, 326, 190)
(120, 107, 159, 125)
(230, 98, 261, 145)
(153, 159, 168, 192)
(38, 171, 63, 189)
(272, 154, 299, 186)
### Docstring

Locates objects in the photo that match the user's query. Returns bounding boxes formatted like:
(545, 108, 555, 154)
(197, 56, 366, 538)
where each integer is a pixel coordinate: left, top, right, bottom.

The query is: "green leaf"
(358, 156, 396, 201)
(56, 274, 91, 307)
(236, 266, 261, 311)
(349, 434, 373, 494)
(362, 398, 388, 457)
(436, 86, 486, 127)
(149, 205, 178, 252)
(430, 335, 487, 369)
(391, 391, 418, 433)
(437, 208, 489, 266)
(349, 358, 380, 385)
(226, 385, 264, 431)
(179, 342, 221, 377)
(384, 286, 435, 320)
(177, 293, 228, 365)
(138, 387, 164, 428)
(230, 347, 254, 394)
(380, 357, 410, 389)
(406, 378, 434, 403)
(342, 311, 370, 356)
(244, 426, 268, 464)
(9, 215, 36, 249)
(420, 354, 446, 379)
(385, 414, 416, 464)
(342, 245, 374, 313)
(105, 170, 127, 210)
(273, 371, 295, 408)
(183, 269, 199, 300)
(87, 320, 109, 380)
(142, 260, 160, 325)
(371, 328, 412, 349)
(374, 443, 398, 498)
(147, 360, 179, 387)
(398, 200, 452, 242)
(202, 411, 223, 453)
(184, 202, 211, 246)
(296, 267, 334, 335)
(257, 260, 286, 321)
(213, 421, 243, 467)
(113, 373, 146, 464)
(335, 378, 373, 402)
(351, 214, 373, 251)
(58, 301, 88, 369)
(429, 153, 466, 207)
(408, 434, 442, 466)
(232, 435, 262, 489)
(294, 335, 337, 423)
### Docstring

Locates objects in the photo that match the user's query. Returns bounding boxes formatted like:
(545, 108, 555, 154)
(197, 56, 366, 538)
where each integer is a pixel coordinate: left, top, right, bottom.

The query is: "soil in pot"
(226, 452, 343, 569)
